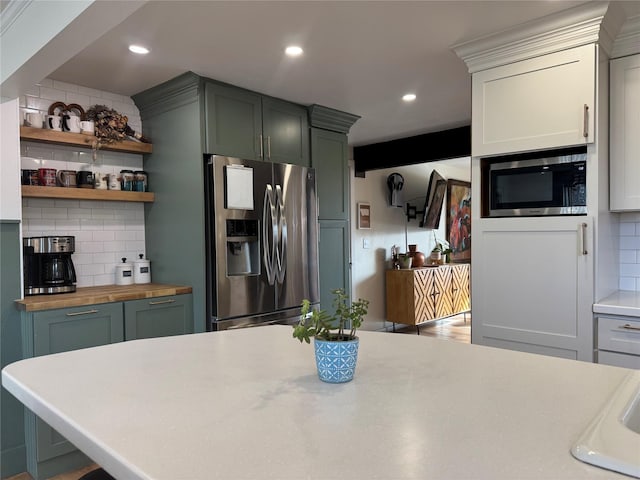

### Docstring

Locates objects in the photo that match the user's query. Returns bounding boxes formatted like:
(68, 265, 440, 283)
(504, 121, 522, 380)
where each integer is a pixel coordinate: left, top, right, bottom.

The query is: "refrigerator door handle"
(263, 185, 277, 285)
(275, 184, 287, 284)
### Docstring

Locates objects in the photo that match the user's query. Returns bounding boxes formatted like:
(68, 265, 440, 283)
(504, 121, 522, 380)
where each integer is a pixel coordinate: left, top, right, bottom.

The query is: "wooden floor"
(392, 312, 471, 343)
(8, 314, 470, 480)
(6, 464, 99, 480)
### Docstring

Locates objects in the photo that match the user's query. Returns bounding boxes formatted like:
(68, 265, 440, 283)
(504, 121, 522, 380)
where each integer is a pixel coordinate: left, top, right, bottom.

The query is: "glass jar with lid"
(120, 170, 134, 191)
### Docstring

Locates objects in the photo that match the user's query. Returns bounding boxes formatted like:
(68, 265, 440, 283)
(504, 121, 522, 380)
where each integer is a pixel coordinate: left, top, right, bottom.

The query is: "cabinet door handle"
(66, 309, 98, 316)
(267, 136, 271, 160)
(620, 323, 640, 331)
(259, 134, 264, 159)
(580, 222, 588, 255)
(149, 299, 176, 306)
(583, 104, 589, 138)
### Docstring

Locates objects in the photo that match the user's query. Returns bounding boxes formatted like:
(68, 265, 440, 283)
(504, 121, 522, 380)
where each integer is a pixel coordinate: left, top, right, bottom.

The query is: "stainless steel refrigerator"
(205, 155, 319, 330)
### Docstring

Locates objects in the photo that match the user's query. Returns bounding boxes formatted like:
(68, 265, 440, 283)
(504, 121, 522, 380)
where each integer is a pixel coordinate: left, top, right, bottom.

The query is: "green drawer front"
(32, 303, 124, 357)
(124, 294, 194, 340)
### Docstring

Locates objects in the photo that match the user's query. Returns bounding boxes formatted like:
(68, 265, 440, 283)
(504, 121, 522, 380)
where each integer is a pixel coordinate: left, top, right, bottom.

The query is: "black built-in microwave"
(485, 147, 587, 217)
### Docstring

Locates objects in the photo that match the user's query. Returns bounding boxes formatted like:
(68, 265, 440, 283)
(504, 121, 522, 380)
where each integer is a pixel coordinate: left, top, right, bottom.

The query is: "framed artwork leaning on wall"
(446, 180, 471, 263)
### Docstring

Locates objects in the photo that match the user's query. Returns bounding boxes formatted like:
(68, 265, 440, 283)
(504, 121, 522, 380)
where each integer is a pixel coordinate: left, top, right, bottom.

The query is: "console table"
(386, 264, 470, 332)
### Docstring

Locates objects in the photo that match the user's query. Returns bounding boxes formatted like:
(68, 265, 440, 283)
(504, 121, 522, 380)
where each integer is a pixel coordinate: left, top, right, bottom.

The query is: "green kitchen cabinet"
(204, 81, 310, 166)
(124, 294, 193, 340)
(311, 127, 350, 221)
(261, 96, 309, 166)
(319, 220, 351, 313)
(309, 105, 360, 310)
(21, 303, 124, 480)
(204, 81, 262, 160)
(134, 73, 207, 332)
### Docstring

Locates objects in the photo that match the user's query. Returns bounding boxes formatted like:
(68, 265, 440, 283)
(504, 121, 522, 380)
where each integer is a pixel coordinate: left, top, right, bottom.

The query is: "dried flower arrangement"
(85, 105, 150, 158)
(85, 104, 150, 143)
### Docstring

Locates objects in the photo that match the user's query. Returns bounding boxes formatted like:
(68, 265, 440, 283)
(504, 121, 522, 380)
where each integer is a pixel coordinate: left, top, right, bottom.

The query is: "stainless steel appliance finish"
(23, 236, 77, 295)
(205, 155, 319, 330)
(487, 149, 587, 218)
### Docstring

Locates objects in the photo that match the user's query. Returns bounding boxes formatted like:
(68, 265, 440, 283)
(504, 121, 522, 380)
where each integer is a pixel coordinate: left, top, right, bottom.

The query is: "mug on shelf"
(24, 112, 44, 129)
(76, 171, 94, 189)
(56, 170, 77, 188)
(80, 120, 95, 135)
(63, 115, 82, 133)
(46, 115, 63, 132)
(21, 169, 39, 186)
(38, 168, 57, 187)
(94, 172, 108, 190)
(108, 173, 121, 190)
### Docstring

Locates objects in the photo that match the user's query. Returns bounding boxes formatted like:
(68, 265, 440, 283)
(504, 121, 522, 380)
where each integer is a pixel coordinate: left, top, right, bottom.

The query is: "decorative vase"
(430, 251, 442, 264)
(314, 336, 359, 383)
(408, 244, 425, 268)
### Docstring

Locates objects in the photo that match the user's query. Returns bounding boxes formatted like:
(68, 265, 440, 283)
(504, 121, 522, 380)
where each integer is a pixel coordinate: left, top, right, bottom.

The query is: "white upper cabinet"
(610, 54, 640, 211)
(472, 44, 596, 157)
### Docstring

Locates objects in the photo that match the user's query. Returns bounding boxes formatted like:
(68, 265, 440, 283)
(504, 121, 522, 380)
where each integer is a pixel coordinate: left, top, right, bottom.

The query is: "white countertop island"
(2, 326, 636, 479)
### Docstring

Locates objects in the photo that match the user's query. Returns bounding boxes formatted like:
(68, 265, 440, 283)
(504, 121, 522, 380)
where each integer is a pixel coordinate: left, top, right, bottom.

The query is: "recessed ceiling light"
(285, 45, 303, 57)
(402, 93, 417, 102)
(129, 45, 150, 55)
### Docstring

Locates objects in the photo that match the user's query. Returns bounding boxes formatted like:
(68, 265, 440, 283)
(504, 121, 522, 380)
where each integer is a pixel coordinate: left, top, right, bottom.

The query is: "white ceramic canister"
(115, 258, 134, 286)
(133, 254, 151, 284)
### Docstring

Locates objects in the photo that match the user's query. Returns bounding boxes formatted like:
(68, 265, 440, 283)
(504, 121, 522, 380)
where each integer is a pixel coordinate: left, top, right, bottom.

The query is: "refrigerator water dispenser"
(226, 219, 260, 276)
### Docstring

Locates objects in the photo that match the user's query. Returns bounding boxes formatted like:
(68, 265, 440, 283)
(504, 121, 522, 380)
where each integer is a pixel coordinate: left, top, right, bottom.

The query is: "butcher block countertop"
(15, 284, 192, 312)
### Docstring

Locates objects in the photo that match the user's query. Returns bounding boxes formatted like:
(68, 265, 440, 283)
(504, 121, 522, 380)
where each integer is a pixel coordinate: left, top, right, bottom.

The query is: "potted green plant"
(431, 231, 453, 264)
(397, 252, 412, 269)
(293, 289, 369, 383)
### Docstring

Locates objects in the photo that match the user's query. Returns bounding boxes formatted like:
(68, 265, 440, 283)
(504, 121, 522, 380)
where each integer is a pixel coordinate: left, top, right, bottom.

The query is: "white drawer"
(597, 350, 640, 369)
(597, 316, 640, 356)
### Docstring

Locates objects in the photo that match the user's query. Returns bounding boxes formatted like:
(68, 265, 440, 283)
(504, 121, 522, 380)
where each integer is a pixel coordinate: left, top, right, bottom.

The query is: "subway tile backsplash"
(620, 212, 640, 291)
(20, 79, 146, 288)
(22, 196, 146, 287)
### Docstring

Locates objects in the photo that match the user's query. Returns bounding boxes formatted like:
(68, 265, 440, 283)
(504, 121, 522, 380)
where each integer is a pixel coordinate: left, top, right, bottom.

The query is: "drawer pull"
(149, 299, 176, 306)
(66, 309, 98, 316)
(619, 323, 640, 331)
(583, 104, 589, 138)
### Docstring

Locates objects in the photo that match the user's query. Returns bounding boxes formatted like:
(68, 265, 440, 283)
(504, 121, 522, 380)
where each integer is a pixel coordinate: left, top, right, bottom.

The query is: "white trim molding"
(451, 2, 626, 73)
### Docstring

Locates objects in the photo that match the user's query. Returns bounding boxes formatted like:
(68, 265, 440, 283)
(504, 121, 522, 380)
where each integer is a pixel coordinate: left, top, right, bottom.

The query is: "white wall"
(19, 78, 146, 288)
(351, 159, 471, 331)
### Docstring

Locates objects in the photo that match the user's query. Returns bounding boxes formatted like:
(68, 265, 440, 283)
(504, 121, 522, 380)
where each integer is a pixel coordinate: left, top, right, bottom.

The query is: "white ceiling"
(46, 1, 637, 147)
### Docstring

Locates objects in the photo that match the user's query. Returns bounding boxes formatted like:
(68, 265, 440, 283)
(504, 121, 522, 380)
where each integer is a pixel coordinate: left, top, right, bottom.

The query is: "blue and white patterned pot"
(314, 336, 359, 383)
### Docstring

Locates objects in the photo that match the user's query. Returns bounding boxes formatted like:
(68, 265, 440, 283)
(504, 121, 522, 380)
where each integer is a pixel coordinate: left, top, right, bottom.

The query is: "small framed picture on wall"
(357, 202, 371, 229)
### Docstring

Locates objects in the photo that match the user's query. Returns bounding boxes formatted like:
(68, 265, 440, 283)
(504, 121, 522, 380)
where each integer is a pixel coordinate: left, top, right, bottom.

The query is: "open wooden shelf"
(20, 126, 153, 154)
(22, 185, 155, 203)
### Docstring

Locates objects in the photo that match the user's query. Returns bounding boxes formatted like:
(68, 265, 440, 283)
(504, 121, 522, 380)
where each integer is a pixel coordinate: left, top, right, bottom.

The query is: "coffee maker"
(23, 236, 77, 295)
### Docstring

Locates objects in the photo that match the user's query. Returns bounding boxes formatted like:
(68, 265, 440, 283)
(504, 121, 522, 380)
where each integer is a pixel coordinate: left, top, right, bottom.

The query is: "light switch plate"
(362, 237, 371, 249)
